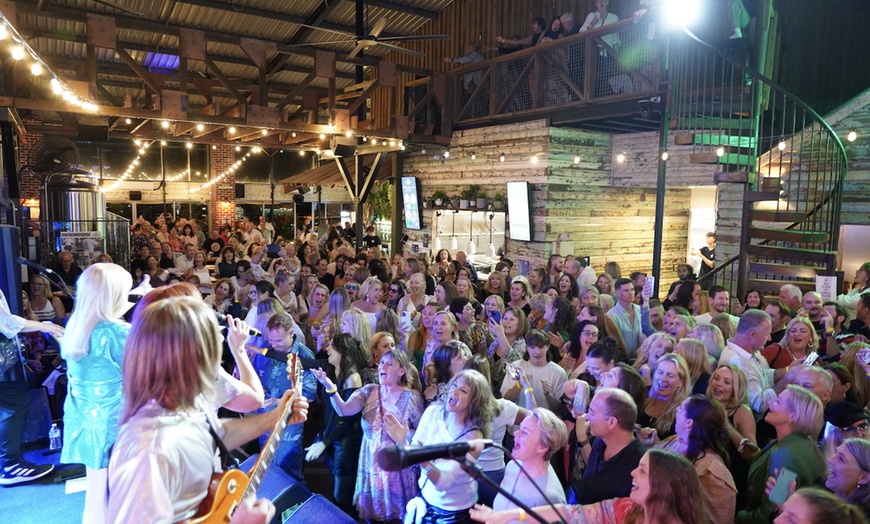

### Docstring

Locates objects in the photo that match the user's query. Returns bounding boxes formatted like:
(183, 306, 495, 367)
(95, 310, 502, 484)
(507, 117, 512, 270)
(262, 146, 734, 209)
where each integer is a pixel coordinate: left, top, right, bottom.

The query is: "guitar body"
(188, 469, 250, 523)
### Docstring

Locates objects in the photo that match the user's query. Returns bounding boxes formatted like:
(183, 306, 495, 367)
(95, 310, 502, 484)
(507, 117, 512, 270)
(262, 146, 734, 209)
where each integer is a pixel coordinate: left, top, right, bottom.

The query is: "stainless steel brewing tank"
(43, 175, 104, 227)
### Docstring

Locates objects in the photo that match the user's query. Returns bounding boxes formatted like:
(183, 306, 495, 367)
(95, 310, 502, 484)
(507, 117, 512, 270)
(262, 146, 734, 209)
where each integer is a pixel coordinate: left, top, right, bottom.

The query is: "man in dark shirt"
(53, 251, 82, 288)
(130, 245, 151, 279)
(764, 300, 792, 344)
(572, 388, 646, 504)
(361, 225, 382, 249)
(314, 258, 334, 291)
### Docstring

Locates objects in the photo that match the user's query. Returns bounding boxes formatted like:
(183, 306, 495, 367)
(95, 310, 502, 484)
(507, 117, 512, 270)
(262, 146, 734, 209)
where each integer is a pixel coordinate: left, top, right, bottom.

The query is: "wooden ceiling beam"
(365, 0, 439, 20)
(12, 1, 432, 76)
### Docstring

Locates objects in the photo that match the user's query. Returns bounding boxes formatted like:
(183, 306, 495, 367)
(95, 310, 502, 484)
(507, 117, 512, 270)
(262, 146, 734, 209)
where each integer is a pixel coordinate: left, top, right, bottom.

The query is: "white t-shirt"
(413, 404, 479, 511)
(478, 399, 520, 472)
(500, 360, 568, 411)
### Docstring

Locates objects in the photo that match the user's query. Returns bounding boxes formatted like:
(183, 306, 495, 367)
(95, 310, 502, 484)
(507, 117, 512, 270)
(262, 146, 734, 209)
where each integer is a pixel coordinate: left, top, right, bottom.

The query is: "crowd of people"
(4, 212, 870, 524)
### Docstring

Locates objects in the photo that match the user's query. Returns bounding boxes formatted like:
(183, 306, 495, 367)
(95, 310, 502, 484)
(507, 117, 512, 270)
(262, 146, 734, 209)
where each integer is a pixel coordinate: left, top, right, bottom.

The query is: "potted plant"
(493, 191, 504, 211)
(452, 194, 462, 209)
(432, 190, 449, 207)
(469, 184, 487, 209)
(459, 188, 473, 209)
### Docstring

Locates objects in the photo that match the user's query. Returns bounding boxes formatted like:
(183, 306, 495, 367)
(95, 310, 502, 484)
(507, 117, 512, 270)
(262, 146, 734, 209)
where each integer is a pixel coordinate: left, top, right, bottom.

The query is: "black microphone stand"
(451, 454, 554, 524)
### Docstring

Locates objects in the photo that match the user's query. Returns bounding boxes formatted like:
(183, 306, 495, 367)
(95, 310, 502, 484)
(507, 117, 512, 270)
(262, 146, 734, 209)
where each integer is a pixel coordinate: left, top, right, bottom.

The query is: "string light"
(574, 154, 581, 164)
(716, 147, 724, 157)
(0, 14, 99, 112)
(345, 130, 353, 138)
(616, 153, 626, 163)
(190, 152, 251, 193)
(848, 130, 857, 142)
(499, 152, 505, 163)
(165, 168, 192, 182)
(102, 140, 154, 192)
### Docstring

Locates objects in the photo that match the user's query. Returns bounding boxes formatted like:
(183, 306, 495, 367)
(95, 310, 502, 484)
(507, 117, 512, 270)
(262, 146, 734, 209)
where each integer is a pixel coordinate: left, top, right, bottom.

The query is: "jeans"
(0, 376, 30, 467)
(269, 423, 305, 485)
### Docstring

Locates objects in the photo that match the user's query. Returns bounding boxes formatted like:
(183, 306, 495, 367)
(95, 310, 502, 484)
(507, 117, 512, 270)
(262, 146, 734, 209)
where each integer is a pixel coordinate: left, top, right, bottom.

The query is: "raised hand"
(383, 411, 409, 444)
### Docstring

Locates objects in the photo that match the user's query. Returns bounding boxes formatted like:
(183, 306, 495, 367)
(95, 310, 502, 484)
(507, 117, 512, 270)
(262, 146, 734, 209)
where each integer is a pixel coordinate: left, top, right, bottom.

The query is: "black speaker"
(330, 136, 357, 157)
(78, 124, 109, 142)
(129, 191, 142, 201)
(292, 194, 304, 203)
(280, 494, 356, 524)
(0, 225, 22, 315)
(236, 183, 245, 199)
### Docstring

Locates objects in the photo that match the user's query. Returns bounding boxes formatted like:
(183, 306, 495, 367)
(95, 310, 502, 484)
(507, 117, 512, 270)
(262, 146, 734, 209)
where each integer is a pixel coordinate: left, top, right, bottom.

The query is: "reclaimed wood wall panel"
(611, 131, 721, 188)
(823, 88, 870, 227)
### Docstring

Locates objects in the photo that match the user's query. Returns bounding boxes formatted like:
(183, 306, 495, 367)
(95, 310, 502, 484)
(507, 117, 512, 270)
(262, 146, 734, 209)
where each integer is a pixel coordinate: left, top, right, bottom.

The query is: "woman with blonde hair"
(482, 294, 505, 324)
(690, 322, 725, 367)
(739, 385, 826, 523)
(675, 338, 712, 395)
(632, 332, 676, 387)
(479, 271, 508, 304)
(313, 288, 352, 352)
(28, 273, 65, 322)
(408, 302, 441, 371)
(761, 316, 819, 369)
(340, 307, 374, 353)
(639, 353, 691, 441)
(712, 313, 738, 343)
(594, 272, 614, 296)
(669, 314, 696, 342)
(60, 263, 133, 522)
(456, 276, 476, 301)
(352, 276, 387, 332)
(108, 297, 306, 523)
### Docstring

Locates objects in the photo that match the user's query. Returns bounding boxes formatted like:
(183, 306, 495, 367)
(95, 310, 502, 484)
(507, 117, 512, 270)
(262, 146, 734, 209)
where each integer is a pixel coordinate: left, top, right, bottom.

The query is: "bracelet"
(578, 439, 590, 447)
(517, 508, 526, 522)
(524, 387, 534, 394)
(785, 365, 790, 373)
(325, 386, 338, 395)
(516, 381, 522, 390)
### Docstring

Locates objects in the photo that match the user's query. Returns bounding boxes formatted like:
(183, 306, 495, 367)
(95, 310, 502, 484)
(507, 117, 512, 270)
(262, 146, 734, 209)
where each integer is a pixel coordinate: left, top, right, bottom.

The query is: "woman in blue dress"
(60, 263, 133, 523)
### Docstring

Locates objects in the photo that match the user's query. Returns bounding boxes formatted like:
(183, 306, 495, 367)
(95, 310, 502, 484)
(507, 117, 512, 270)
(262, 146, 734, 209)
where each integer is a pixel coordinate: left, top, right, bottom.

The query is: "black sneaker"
(0, 461, 55, 486)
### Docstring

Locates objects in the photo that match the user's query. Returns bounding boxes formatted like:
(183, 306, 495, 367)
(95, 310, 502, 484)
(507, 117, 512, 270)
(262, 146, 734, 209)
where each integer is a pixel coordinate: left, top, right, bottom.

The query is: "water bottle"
(49, 423, 62, 451)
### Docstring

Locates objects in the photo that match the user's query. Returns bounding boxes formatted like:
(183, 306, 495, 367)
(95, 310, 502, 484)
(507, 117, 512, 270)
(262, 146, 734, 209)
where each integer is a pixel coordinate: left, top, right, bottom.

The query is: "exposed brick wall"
(17, 119, 43, 201)
(209, 144, 237, 229)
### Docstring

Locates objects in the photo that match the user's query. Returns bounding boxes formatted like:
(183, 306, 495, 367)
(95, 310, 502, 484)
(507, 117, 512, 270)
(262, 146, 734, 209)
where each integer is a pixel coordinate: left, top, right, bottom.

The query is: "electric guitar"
(188, 352, 303, 523)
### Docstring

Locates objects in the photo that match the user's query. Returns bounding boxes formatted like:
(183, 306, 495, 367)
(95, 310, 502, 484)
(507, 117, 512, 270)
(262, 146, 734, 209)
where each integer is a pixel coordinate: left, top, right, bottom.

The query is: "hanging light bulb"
(777, 140, 786, 151)
(228, 126, 237, 134)
(449, 236, 458, 250)
(574, 154, 581, 164)
(30, 62, 42, 76)
(185, 142, 193, 149)
(433, 235, 442, 254)
(467, 237, 476, 256)
(124, 117, 132, 125)
(716, 147, 725, 157)
(291, 132, 297, 138)
(50, 77, 62, 94)
(530, 154, 539, 164)
(11, 46, 25, 60)
(319, 133, 326, 140)
(161, 120, 170, 129)
(499, 152, 505, 163)
(345, 129, 353, 138)
(0, 24, 7, 40)
(212, 145, 217, 150)
(661, 151, 669, 161)
(848, 130, 857, 142)
(471, 151, 476, 160)
(443, 149, 450, 159)
(616, 153, 626, 163)
(299, 150, 306, 156)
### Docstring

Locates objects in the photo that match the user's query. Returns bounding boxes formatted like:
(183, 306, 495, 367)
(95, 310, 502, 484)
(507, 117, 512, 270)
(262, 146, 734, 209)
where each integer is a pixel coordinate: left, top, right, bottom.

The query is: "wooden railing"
(403, 18, 664, 133)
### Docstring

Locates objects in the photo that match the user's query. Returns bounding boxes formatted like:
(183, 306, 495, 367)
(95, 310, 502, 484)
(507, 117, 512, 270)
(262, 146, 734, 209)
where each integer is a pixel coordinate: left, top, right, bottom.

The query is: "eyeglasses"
(346, 285, 360, 291)
(389, 288, 399, 293)
(838, 422, 870, 434)
(581, 330, 599, 337)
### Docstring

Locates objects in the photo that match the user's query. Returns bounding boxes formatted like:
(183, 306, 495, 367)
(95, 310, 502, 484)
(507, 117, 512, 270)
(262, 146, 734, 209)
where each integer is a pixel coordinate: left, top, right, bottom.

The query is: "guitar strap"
(206, 415, 240, 471)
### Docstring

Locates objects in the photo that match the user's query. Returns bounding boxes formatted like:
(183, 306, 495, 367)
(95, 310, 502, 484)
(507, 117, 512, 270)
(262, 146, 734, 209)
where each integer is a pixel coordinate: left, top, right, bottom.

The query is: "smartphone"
(802, 351, 821, 366)
(400, 310, 413, 332)
(401, 235, 409, 245)
(266, 244, 280, 257)
(769, 468, 798, 505)
(645, 275, 655, 292)
(508, 365, 519, 381)
(860, 348, 870, 365)
(491, 310, 501, 324)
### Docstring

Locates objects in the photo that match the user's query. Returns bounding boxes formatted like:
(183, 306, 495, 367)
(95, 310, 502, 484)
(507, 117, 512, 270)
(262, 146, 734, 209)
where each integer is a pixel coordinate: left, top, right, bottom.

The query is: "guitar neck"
(242, 354, 303, 499)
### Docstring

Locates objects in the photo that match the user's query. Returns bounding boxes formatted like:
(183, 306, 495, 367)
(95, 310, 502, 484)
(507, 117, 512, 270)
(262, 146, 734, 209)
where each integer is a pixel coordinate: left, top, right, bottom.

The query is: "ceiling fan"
(291, 16, 449, 59)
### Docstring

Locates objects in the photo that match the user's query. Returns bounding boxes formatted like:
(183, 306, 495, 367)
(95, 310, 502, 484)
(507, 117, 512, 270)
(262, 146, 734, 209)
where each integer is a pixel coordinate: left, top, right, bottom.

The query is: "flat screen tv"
(506, 181, 532, 241)
(401, 176, 422, 230)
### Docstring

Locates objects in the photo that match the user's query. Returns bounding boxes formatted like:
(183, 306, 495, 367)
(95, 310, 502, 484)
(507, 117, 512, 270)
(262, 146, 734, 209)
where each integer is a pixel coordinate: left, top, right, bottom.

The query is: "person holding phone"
(737, 385, 827, 524)
(487, 307, 529, 399)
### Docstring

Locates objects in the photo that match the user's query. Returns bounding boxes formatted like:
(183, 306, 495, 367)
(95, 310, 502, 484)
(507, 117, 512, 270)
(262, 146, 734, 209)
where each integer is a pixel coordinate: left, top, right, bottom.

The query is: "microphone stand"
(44, 271, 75, 301)
(451, 455, 553, 524)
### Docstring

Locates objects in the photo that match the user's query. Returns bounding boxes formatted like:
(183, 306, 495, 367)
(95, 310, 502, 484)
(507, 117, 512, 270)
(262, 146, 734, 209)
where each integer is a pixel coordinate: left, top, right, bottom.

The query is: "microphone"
(214, 312, 261, 337)
(377, 440, 493, 471)
(17, 257, 55, 274)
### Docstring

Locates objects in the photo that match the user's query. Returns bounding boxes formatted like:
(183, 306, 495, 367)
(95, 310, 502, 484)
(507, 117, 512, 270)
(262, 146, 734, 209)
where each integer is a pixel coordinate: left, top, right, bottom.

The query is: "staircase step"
(748, 227, 830, 244)
(745, 244, 832, 264)
(749, 262, 826, 279)
(714, 171, 748, 183)
(689, 152, 754, 165)
(692, 133, 757, 149)
(748, 278, 818, 295)
(749, 210, 808, 223)
(744, 191, 781, 202)
(679, 85, 752, 100)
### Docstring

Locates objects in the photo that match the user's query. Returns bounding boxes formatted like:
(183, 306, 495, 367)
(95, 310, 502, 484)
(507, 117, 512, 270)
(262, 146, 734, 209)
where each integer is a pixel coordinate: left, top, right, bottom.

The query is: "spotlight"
(848, 130, 857, 142)
(372, 139, 378, 146)
(640, 102, 652, 119)
(500, 152, 505, 163)
(664, 0, 701, 28)
(362, 136, 367, 142)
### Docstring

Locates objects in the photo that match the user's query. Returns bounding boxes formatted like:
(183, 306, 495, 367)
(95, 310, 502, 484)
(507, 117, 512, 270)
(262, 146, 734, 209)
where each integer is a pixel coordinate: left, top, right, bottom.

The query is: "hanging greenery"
(369, 181, 392, 221)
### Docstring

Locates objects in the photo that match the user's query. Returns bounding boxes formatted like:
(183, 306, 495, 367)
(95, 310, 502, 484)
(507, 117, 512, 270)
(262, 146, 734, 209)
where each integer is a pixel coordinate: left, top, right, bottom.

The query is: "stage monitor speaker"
(329, 136, 357, 157)
(292, 194, 305, 203)
(129, 191, 142, 201)
(236, 183, 245, 199)
(279, 494, 355, 524)
(0, 225, 22, 315)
